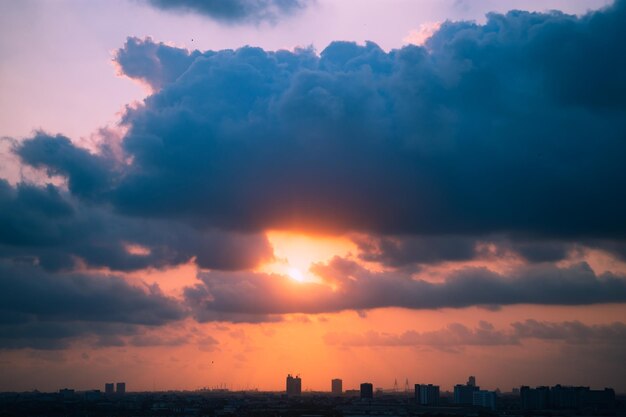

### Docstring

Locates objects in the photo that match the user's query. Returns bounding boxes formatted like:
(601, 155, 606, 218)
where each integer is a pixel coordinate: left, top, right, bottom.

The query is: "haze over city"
(1, 0, 625, 397)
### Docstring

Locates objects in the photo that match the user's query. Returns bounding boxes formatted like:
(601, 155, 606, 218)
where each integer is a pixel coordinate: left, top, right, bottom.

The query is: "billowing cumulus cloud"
(4, 1, 626, 354)
(144, 0, 309, 23)
(185, 258, 626, 321)
(19, 1, 626, 239)
(325, 320, 626, 350)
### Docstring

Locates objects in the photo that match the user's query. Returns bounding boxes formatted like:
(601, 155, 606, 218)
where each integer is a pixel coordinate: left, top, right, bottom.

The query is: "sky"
(0, 0, 625, 393)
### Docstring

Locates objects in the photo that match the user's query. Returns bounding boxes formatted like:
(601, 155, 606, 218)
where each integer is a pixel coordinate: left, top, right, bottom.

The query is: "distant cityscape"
(0, 375, 622, 416)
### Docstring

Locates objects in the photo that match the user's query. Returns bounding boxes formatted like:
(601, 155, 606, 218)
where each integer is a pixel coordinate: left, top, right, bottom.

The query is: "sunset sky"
(1, 0, 625, 394)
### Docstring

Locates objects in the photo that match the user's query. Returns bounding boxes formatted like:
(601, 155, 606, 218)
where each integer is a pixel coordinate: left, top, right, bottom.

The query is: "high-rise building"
(105, 383, 114, 395)
(473, 390, 497, 410)
(116, 382, 126, 395)
(332, 378, 342, 395)
(454, 383, 479, 405)
(286, 374, 301, 396)
(415, 384, 440, 406)
(360, 383, 373, 399)
(467, 376, 476, 387)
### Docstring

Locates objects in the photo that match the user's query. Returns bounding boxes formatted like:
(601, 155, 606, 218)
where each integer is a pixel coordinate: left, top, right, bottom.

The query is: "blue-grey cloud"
(354, 234, 479, 266)
(0, 179, 273, 272)
(0, 262, 184, 325)
(144, 0, 309, 23)
(20, 2, 626, 238)
(185, 258, 626, 321)
(354, 234, 626, 267)
(16, 133, 114, 201)
(0, 260, 189, 349)
(6, 1, 626, 341)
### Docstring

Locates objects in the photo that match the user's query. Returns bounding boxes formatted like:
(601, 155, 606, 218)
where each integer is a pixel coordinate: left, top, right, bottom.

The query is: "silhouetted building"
(520, 385, 615, 411)
(415, 384, 439, 406)
(473, 390, 496, 410)
(332, 378, 342, 395)
(59, 388, 74, 400)
(286, 374, 301, 396)
(521, 386, 550, 410)
(588, 388, 616, 410)
(116, 382, 126, 395)
(360, 383, 373, 399)
(550, 385, 587, 409)
(454, 377, 479, 405)
(105, 383, 114, 395)
(84, 390, 101, 401)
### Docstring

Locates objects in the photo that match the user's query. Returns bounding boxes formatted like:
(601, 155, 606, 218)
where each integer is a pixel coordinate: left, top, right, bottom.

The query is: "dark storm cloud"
(354, 235, 478, 266)
(0, 179, 273, 271)
(16, 133, 114, 201)
(6, 1, 626, 337)
(144, 0, 309, 23)
(185, 258, 626, 321)
(0, 260, 189, 349)
(353, 234, 576, 266)
(0, 262, 184, 324)
(21, 0, 624, 237)
(354, 234, 626, 267)
(324, 320, 626, 350)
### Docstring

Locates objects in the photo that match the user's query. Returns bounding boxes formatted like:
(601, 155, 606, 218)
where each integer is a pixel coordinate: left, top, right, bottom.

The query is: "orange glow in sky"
(260, 230, 357, 282)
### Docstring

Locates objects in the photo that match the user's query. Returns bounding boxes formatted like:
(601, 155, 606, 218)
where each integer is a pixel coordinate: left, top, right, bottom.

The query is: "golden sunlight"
(260, 231, 357, 281)
(288, 267, 305, 282)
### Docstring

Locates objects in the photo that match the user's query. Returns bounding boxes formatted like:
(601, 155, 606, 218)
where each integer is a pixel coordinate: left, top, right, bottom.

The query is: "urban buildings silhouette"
(285, 374, 301, 396)
(104, 383, 114, 395)
(360, 382, 373, 399)
(331, 378, 342, 395)
(415, 383, 440, 406)
(454, 375, 480, 405)
(0, 376, 619, 417)
(115, 382, 126, 395)
(521, 384, 615, 410)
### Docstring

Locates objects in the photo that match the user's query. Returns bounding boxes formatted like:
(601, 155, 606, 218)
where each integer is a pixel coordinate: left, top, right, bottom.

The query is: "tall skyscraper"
(286, 374, 301, 396)
(104, 383, 114, 395)
(468, 376, 476, 387)
(360, 383, 373, 399)
(116, 382, 126, 395)
(332, 378, 342, 395)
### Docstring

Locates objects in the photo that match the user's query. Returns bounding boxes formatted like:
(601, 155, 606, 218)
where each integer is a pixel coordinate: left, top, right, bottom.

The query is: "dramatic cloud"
(0, 178, 273, 272)
(144, 0, 309, 23)
(354, 234, 479, 266)
(5, 1, 626, 355)
(354, 234, 626, 267)
(0, 260, 187, 349)
(185, 258, 626, 321)
(353, 235, 576, 266)
(18, 1, 626, 239)
(325, 320, 626, 350)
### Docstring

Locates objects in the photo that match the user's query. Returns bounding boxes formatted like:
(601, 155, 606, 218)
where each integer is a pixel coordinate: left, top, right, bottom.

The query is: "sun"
(258, 230, 357, 283)
(288, 267, 305, 282)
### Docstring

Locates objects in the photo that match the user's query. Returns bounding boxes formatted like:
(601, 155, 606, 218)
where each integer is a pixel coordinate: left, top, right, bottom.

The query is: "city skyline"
(1, 0, 626, 394)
